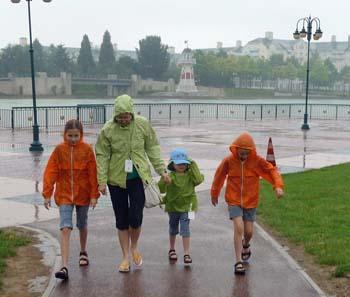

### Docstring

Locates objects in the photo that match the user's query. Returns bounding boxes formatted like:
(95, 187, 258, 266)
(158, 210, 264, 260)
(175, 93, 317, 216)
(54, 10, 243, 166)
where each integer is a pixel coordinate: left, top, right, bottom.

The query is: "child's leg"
(179, 213, 190, 255)
(232, 217, 244, 262)
(168, 213, 180, 250)
(59, 205, 74, 268)
(61, 227, 72, 268)
(76, 205, 89, 253)
(243, 220, 254, 247)
(170, 234, 176, 250)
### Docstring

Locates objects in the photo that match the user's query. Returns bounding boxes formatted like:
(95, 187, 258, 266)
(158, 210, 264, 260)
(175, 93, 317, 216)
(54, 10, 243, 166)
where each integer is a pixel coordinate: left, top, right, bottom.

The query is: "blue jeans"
(59, 204, 89, 230)
(168, 212, 190, 237)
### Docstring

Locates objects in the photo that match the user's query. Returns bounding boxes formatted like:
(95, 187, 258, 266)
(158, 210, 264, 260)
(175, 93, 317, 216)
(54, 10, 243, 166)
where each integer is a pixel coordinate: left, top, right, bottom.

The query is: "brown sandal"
(242, 240, 251, 261)
(234, 261, 246, 275)
(79, 251, 89, 266)
(184, 254, 192, 264)
(168, 249, 177, 261)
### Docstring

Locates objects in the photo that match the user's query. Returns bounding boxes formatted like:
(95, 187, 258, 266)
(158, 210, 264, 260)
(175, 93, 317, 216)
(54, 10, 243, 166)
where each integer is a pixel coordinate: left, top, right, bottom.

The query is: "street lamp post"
(293, 16, 323, 130)
(11, 0, 52, 152)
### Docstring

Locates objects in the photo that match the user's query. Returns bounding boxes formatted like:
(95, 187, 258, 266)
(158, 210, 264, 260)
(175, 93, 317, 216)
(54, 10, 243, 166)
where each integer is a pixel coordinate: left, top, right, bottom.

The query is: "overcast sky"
(1, 0, 349, 52)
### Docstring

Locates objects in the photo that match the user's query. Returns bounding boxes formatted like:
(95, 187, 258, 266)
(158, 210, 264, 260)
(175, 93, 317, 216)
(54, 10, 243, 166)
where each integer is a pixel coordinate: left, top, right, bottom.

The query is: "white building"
(176, 48, 198, 93)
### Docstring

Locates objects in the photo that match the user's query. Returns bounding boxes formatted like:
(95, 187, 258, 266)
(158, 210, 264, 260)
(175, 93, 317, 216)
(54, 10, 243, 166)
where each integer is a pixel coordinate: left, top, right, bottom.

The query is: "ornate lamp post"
(10, 0, 52, 151)
(293, 16, 322, 130)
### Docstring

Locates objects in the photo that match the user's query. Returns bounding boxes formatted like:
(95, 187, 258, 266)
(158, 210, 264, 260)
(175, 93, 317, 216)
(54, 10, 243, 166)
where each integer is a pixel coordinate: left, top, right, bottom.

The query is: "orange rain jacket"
(42, 133, 100, 206)
(211, 132, 284, 209)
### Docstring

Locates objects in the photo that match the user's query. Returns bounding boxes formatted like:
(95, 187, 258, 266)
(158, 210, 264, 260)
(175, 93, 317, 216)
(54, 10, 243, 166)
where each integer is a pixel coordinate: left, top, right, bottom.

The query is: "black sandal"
(79, 251, 89, 266)
(168, 249, 177, 261)
(55, 267, 69, 280)
(184, 254, 192, 264)
(234, 261, 246, 275)
(242, 240, 251, 261)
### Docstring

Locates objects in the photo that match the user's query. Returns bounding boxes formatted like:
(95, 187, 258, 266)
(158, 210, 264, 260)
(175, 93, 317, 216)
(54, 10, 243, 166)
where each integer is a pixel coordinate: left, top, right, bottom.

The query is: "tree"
(136, 35, 170, 80)
(33, 39, 47, 72)
(77, 34, 96, 76)
(0, 45, 30, 75)
(98, 30, 115, 75)
(115, 55, 137, 77)
(47, 45, 73, 76)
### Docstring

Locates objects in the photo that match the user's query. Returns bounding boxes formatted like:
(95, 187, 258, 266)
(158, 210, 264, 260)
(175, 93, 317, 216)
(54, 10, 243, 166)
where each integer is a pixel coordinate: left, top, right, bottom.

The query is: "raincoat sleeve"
(87, 146, 100, 199)
(255, 156, 284, 189)
(188, 160, 204, 186)
(210, 157, 229, 199)
(144, 122, 166, 175)
(95, 129, 111, 186)
(42, 147, 59, 199)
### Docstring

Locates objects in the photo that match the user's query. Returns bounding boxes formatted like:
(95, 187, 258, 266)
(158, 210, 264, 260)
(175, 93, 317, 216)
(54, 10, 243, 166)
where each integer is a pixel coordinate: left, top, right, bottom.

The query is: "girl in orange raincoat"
(211, 132, 284, 275)
(43, 119, 99, 280)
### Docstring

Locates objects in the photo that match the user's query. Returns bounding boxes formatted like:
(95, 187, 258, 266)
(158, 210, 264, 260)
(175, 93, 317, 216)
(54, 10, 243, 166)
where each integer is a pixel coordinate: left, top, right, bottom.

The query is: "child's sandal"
(55, 267, 69, 280)
(184, 254, 192, 264)
(168, 249, 177, 261)
(234, 261, 246, 275)
(241, 240, 251, 261)
(79, 251, 89, 266)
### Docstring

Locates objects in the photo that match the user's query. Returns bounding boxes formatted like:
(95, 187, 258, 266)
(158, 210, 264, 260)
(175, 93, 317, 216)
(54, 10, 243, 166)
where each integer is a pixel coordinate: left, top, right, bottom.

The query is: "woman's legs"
(118, 229, 130, 262)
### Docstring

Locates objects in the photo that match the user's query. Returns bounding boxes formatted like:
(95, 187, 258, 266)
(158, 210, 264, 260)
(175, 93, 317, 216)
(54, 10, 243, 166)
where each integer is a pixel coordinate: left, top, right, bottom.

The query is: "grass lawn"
(0, 229, 31, 288)
(259, 163, 350, 277)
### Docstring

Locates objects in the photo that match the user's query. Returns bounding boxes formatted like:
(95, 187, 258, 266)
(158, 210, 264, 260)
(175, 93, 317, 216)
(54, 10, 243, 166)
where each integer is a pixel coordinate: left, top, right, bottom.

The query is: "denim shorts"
(168, 212, 190, 237)
(59, 204, 89, 230)
(228, 205, 256, 221)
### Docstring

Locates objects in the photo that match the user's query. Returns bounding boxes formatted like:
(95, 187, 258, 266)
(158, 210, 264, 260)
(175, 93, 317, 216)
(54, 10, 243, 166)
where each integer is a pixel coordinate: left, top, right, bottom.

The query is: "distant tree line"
(1, 30, 350, 88)
(0, 31, 172, 81)
(194, 51, 350, 87)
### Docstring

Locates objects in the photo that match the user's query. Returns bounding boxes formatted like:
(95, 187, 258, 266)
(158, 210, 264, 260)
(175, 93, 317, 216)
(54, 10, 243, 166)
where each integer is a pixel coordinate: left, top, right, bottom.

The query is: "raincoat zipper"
(70, 146, 74, 202)
(240, 161, 244, 208)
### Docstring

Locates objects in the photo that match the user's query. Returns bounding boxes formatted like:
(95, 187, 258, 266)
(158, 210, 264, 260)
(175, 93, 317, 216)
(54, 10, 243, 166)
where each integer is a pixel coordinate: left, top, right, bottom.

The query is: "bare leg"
(60, 228, 72, 267)
(243, 220, 254, 247)
(129, 227, 141, 252)
(182, 236, 190, 255)
(232, 217, 244, 262)
(118, 229, 130, 262)
(79, 227, 88, 252)
(169, 235, 176, 250)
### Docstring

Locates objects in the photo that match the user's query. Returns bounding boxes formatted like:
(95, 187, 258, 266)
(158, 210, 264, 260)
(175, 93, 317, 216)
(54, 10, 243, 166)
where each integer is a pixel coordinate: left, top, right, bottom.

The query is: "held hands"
(275, 188, 284, 199)
(98, 185, 107, 195)
(90, 198, 97, 209)
(44, 198, 51, 210)
(211, 197, 218, 207)
(161, 172, 171, 185)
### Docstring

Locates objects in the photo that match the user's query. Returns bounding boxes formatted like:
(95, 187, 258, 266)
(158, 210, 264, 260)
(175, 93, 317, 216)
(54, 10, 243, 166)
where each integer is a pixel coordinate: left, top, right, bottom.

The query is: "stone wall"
(0, 72, 72, 96)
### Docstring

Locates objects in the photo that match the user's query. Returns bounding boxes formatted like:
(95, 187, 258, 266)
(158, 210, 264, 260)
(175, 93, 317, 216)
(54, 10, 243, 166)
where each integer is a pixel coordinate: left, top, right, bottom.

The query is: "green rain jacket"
(95, 95, 166, 188)
(158, 160, 204, 212)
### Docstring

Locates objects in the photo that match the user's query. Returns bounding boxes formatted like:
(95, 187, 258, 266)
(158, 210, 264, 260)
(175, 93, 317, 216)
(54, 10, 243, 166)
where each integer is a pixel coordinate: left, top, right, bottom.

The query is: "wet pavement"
(1, 118, 350, 296)
(31, 190, 321, 297)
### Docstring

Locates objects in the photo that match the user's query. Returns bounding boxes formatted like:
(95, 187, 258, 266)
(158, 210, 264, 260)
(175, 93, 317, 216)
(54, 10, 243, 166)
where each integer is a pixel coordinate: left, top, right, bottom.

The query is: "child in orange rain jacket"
(211, 132, 284, 275)
(42, 119, 100, 280)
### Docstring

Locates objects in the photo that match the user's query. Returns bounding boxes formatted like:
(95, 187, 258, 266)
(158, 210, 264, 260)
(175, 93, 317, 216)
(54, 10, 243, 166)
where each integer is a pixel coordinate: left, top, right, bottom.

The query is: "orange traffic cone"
(266, 137, 276, 167)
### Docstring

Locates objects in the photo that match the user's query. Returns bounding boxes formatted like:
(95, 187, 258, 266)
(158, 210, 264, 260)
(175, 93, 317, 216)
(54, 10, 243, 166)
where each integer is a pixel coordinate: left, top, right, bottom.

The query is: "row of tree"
(2, 30, 350, 86)
(0, 31, 171, 80)
(194, 51, 350, 87)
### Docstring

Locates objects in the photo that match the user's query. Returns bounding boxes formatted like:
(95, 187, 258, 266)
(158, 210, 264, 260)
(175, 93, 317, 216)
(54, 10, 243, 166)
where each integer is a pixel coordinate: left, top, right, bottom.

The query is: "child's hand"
(211, 197, 218, 207)
(90, 199, 97, 209)
(161, 173, 171, 185)
(98, 185, 107, 195)
(275, 188, 284, 199)
(44, 198, 51, 210)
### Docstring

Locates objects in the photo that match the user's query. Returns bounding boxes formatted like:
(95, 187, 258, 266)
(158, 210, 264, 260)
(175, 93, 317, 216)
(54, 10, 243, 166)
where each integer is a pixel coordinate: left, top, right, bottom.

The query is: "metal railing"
(1, 103, 350, 129)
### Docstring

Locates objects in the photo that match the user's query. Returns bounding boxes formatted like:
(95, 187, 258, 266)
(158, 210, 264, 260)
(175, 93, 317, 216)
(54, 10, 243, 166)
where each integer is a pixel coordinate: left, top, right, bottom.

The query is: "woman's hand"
(98, 185, 107, 195)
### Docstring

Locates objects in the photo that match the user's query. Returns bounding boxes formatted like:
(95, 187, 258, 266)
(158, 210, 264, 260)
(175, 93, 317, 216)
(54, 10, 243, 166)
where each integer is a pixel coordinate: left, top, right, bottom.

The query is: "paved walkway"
(2, 118, 349, 296)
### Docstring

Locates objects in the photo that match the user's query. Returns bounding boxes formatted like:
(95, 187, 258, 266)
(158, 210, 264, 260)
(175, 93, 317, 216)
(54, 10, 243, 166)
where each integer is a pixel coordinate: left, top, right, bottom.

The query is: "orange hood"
(229, 132, 257, 159)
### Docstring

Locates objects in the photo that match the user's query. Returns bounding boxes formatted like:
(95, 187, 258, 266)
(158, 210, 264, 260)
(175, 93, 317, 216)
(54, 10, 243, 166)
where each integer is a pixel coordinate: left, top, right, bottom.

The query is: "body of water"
(1, 97, 350, 109)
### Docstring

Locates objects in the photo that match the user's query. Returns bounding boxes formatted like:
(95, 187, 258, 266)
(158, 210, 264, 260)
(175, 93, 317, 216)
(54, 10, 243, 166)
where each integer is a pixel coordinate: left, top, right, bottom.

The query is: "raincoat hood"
(229, 132, 257, 159)
(113, 94, 134, 117)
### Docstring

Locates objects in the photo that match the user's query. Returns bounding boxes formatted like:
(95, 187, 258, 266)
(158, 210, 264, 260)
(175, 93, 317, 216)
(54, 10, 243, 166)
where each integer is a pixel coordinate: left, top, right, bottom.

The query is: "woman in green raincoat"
(96, 94, 170, 272)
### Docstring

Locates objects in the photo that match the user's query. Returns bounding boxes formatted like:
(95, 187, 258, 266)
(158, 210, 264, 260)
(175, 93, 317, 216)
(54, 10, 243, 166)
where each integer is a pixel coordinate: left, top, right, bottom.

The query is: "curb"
(20, 225, 60, 297)
(255, 222, 328, 297)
